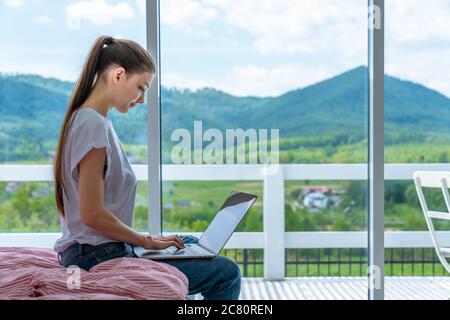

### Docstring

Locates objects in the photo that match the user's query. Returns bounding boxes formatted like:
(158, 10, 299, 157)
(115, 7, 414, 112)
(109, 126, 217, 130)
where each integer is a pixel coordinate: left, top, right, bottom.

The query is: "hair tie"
(103, 37, 114, 49)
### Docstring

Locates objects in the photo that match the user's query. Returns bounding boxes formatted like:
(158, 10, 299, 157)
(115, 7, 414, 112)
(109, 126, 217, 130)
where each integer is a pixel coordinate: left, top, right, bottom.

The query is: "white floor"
(239, 277, 450, 300)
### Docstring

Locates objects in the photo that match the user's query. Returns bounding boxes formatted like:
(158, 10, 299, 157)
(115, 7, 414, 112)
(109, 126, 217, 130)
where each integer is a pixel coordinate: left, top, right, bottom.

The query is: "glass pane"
(0, 1, 148, 231)
(161, 0, 369, 299)
(0, 181, 149, 233)
(385, 1, 450, 298)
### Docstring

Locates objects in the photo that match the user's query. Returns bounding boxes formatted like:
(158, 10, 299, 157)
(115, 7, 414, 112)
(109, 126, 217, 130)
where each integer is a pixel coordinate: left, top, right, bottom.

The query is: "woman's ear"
(113, 67, 125, 84)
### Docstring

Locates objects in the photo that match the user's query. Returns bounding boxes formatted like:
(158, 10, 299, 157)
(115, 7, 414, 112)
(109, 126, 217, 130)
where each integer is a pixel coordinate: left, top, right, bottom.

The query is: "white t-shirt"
(54, 108, 137, 253)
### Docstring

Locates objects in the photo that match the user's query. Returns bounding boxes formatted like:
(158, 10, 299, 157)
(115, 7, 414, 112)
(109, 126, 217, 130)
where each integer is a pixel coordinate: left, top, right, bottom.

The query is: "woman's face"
(112, 67, 153, 113)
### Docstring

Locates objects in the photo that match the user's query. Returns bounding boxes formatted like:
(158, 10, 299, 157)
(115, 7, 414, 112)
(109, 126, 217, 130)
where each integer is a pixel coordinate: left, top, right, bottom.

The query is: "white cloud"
(161, 0, 367, 96)
(161, 0, 217, 34)
(162, 72, 212, 92)
(136, 0, 145, 16)
(66, 0, 134, 30)
(162, 64, 336, 97)
(4, 0, 23, 7)
(201, 0, 450, 54)
(162, 0, 450, 97)
(33, 15, 52, 25)
(222, 64, 336, 97)
(229, 65, 338, 96)
(202, 0, 367, 57)
(387, 0, 450, 45)
(386, 48, 450, 99)
(385, 0, 450, 97)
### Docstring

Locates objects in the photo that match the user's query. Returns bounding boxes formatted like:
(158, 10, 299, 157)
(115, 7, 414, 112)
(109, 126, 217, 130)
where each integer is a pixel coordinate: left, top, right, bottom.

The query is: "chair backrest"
(413, 171, 450, 273)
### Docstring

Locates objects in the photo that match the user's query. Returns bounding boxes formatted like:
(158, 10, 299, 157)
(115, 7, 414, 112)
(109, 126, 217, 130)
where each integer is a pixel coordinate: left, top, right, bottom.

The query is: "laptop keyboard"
(187, 245, 206, 255)
(172, 245, 208, 255)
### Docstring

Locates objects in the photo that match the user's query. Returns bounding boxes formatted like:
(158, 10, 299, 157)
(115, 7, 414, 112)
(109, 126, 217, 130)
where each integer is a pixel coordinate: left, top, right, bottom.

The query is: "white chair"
(413, 171, 450, 273)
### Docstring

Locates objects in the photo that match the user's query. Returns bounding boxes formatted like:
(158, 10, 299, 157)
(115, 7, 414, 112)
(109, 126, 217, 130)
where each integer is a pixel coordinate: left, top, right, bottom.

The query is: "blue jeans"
(58, 241, 137, 271)
(58, 235, 241, 300)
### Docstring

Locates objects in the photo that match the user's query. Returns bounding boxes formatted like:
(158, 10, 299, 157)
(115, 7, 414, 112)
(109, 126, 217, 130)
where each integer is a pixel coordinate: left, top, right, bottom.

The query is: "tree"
(332, 215, 351, 231)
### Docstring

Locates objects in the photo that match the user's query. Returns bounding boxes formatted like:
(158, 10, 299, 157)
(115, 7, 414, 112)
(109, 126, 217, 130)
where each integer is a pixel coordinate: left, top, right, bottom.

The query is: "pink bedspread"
(0, 247, 188, 300)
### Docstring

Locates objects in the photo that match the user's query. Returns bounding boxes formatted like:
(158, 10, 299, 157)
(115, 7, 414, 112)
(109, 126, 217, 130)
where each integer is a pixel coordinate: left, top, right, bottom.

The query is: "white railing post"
(263, 166, 285, 280)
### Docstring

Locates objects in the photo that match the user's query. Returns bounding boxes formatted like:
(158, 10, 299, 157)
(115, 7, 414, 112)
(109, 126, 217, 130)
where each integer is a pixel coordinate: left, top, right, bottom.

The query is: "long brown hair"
(54, 35, 156, 218)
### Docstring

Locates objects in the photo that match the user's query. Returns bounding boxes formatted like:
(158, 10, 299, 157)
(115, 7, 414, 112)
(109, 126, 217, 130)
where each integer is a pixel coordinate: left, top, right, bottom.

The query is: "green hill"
(1, 66, 450, 163)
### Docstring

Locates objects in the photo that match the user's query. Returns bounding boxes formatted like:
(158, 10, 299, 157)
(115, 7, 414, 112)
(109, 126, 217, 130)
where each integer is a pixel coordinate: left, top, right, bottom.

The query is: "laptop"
(133, 191, 257, 260)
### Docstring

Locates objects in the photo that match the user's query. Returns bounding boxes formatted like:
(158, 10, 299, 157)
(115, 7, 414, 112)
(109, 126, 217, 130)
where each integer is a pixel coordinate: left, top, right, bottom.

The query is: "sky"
(0, 0, 449, 98)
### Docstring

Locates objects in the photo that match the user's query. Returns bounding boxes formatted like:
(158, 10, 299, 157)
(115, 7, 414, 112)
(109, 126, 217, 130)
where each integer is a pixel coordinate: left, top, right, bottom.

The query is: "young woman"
(53, 35, 241, 300)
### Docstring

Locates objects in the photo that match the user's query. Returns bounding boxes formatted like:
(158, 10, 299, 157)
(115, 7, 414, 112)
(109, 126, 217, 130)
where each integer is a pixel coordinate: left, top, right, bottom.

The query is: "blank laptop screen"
(199, 193, 256, 254)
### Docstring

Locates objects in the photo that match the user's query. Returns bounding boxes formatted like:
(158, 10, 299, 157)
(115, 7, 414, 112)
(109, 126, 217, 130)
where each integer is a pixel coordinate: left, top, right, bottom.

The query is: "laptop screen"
(198, 192, 257, 254)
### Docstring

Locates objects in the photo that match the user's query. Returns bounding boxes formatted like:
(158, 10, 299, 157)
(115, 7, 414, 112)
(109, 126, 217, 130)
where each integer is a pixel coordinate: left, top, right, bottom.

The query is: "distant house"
(303, 191, 329, 212)
(299, 186, 331, 199)
(298, 185, 344, 212)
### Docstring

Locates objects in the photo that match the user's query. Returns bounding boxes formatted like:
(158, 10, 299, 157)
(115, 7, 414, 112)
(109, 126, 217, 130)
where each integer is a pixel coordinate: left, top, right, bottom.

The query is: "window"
(384, 0, 450, 281)
(0, 0, 148, 232)
(160, 0, 369, 286)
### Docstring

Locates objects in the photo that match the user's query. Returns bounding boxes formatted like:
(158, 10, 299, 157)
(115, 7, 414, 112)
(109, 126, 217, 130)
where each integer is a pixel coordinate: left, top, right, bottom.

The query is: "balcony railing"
(2, 163, 450, 280)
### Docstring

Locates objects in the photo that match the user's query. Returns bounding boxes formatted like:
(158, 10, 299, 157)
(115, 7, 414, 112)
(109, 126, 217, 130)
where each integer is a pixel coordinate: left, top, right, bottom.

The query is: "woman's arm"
(78, 147, 184, 250)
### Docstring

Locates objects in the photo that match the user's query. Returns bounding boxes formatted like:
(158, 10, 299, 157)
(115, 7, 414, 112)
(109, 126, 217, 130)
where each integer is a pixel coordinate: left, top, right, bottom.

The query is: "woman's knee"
(215, 256, 241, 281)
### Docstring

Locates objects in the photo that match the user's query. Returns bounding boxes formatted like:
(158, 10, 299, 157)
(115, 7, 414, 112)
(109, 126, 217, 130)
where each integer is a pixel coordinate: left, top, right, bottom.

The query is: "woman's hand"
(139, 234, 185, 250)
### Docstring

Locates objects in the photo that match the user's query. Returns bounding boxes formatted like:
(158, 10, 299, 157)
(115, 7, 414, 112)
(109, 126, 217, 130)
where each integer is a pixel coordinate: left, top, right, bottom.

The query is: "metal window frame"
(146, 0, 162, 235)
(146, 0, 385, 299)
(368, 0, 385, 300)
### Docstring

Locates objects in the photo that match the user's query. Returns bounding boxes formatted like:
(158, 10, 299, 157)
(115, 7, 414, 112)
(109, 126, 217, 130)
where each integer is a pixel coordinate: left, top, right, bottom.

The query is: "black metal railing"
(221, 248, 450, 277)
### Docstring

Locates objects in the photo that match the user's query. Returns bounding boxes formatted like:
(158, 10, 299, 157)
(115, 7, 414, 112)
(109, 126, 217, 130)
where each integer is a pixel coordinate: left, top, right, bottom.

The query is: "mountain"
(1, 66, 450, 162)
(244, 66, 450, 138)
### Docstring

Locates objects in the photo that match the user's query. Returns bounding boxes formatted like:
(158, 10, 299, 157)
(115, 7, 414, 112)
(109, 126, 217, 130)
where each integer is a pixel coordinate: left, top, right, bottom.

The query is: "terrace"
(2, 163, 450, 300)
(2, 0, 450, 301)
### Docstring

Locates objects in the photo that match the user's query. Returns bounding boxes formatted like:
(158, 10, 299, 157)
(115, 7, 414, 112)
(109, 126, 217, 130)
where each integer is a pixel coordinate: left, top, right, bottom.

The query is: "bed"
(0, 247, 188, 300)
